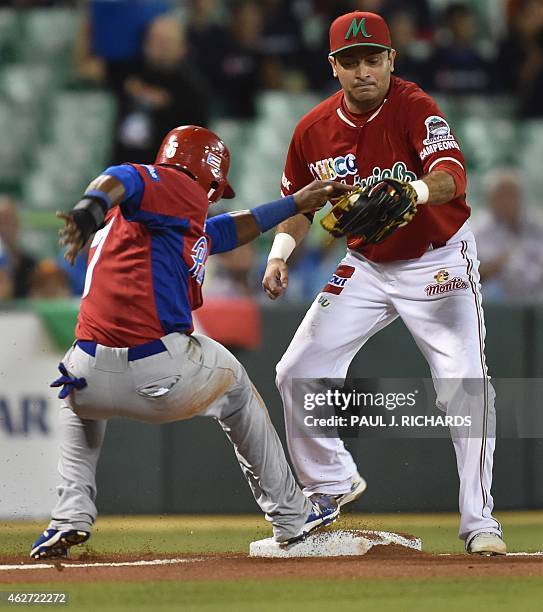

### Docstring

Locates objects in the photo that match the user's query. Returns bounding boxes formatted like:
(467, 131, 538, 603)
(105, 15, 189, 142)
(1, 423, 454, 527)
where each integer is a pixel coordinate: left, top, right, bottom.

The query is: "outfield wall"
(0, 312, 63, 519)
(1, 304, 542, 518)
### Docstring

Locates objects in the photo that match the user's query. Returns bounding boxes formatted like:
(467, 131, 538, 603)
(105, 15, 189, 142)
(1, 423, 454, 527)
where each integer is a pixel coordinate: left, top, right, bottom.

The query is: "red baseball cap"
(329, 11, 392, 56)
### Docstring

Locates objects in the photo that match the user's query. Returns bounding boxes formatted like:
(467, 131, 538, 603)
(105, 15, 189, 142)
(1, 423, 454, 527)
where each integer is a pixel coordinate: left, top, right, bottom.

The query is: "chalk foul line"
(0, 557, 205, 571)
(439, 552, 543, 557)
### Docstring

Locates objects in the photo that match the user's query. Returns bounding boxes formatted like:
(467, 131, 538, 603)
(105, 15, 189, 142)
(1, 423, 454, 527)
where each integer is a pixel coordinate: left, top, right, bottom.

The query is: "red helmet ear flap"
(223, 183, 235, 199)
(154, 125, 235, 202)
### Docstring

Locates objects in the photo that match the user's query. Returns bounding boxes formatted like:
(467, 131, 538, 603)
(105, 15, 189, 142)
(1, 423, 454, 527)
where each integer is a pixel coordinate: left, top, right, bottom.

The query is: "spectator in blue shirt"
(428, 3, 493, 94)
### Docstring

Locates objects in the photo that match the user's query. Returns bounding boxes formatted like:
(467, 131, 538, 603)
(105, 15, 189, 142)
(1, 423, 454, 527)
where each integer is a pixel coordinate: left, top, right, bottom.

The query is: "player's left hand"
(57, 211, 85, 266)
(293, 180, 352, 214)
(320, 178, 418, 243)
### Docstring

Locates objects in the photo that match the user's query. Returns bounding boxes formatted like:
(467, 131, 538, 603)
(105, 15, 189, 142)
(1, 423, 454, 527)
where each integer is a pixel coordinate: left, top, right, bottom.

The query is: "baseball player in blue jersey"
(30, 125, 351, 559)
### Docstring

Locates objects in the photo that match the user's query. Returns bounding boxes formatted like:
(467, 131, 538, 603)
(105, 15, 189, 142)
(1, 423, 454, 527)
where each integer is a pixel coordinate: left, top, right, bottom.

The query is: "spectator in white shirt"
(473, 169, 543, 302)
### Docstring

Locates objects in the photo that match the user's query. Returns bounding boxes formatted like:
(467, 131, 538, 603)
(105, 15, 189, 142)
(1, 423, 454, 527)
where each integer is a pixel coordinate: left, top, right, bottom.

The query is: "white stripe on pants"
(276, 223, 501, 542)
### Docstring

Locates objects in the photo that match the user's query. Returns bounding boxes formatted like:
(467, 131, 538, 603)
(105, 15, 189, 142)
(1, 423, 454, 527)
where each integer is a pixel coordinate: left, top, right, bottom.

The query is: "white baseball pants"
(276, 223, 502, 543)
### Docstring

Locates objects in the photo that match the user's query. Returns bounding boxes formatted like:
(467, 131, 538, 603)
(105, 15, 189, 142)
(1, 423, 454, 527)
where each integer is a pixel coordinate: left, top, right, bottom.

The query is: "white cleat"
(334, 472, 368, 509)
(467, 532, 507, 556)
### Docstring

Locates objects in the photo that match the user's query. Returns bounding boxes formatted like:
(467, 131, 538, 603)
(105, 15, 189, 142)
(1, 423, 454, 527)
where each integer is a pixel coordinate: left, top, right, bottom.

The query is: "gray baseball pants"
(48, 332, 311, 542)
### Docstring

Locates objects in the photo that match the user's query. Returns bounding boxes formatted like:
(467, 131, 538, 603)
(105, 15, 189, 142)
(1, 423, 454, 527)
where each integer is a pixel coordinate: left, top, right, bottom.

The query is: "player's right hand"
(57, 211, 85, 266)
(293, 180, 351, 213)
(262, 258, 289, 300)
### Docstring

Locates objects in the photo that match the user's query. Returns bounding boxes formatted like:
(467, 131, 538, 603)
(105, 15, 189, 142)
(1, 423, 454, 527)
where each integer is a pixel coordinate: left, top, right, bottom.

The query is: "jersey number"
(82, 218, 115, 298)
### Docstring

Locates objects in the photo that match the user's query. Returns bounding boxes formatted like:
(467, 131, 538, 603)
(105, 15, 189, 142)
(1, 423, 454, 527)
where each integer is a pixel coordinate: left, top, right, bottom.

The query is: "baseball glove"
(320, 178, 418, 244)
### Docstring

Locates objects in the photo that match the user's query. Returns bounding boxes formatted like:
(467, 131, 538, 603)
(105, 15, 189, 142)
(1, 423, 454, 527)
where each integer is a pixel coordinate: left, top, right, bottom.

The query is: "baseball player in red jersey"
(30, 125, 351, 559)
(262, 12, 506, 555)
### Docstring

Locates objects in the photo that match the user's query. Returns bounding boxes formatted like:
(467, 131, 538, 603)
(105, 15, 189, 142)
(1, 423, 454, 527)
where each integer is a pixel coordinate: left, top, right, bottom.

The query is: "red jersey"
(281, 76, 470, 262)
(76, 164, 210, 347)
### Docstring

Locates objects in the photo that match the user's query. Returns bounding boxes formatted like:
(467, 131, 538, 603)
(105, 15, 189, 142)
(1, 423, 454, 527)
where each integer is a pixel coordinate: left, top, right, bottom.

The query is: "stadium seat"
(16, 9, 78, 68)
(518, 120, 543, 193)
(0, 64, 54, 109)
(0, 9, 18, 64)
(209, 119, 255, 210)
(257, 91, 319, 137)
(0, 99, 26, 184)
(23, 91, 116, 211)
(455, 117, 517, 172)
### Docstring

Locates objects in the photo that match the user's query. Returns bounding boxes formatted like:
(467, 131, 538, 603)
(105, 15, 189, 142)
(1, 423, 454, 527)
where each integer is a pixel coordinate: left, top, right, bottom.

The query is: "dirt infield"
(2, 546, 542, 584)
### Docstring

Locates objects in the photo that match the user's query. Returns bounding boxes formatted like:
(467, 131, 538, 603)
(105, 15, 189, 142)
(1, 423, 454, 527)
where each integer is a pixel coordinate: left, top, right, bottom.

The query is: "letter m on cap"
(345, 18, 372, 40)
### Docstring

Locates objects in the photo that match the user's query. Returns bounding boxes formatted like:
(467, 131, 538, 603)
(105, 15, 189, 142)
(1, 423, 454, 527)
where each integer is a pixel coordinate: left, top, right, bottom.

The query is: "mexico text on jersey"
(281, 76, 470, 262)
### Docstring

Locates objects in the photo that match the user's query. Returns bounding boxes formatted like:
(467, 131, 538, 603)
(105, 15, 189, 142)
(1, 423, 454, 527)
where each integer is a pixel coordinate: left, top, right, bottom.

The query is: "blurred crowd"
(71, 0, 543, 145)
(0, 196, 87, 299)
(2, 0, 543, 303)
(0, 0, 540, 108)
(3, 0, 543, 118)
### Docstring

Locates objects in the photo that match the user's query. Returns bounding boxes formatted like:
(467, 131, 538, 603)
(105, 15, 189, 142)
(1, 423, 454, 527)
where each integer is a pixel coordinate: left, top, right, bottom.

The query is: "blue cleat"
(279, 494, 340, 546)
(30, 528, 90, 560)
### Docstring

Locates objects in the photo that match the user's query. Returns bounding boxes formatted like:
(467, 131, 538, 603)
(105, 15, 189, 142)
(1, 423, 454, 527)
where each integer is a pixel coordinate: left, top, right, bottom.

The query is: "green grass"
(2, 513, 541, 611)
(2, 578, 543, 612)
(1, 511, 542, 556)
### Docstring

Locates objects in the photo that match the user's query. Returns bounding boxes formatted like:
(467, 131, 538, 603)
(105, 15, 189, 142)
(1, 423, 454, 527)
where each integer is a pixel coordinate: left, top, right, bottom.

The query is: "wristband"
(74, 196, 108, 228)
(411, 180, 429, 204)
(85, 189, 113, 209)
(72, 196, 109, 243)
(251, 196, 297, 233)
(267, 233, 296, 262)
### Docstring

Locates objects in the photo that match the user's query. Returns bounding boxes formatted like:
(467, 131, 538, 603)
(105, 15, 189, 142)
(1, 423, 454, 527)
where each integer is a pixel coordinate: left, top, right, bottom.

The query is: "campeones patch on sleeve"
(419, 116, 460, 161)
